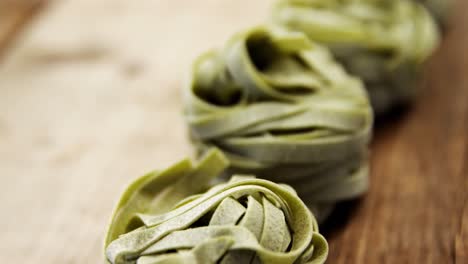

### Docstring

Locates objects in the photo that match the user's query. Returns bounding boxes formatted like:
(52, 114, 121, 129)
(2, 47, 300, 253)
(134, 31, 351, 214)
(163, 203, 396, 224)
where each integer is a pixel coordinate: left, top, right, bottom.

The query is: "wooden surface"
(0, 0, 43, 56)
(0, 0, 466, 263)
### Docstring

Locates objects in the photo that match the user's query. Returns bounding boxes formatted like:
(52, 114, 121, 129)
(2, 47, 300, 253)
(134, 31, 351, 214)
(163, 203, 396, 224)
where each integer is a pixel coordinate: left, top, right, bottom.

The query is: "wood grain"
(324, 1, 468, 262)
(0, 0, 43, 57)
(0, 0, 466, 263)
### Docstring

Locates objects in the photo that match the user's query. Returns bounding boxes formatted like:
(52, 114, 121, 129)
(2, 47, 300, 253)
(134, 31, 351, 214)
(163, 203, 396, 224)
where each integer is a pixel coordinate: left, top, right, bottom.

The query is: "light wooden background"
(0, 0, 466, 263)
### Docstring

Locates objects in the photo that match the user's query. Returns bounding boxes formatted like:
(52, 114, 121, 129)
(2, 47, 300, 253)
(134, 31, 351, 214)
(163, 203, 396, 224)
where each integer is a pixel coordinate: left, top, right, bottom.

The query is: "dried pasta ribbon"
(272, 0, 440, 115)
(104, 149, 328, 264)
(183, 27, 373, 221)
(104, 148, 230, 248)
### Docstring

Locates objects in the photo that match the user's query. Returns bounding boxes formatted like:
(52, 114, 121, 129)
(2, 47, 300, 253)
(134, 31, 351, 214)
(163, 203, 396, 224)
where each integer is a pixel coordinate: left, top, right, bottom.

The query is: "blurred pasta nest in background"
(272, 0, 440, 115)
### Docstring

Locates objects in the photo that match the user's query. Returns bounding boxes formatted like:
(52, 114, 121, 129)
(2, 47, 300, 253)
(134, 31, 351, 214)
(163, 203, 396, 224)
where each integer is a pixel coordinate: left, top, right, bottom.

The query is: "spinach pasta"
(183, 27, 373, 220)
(272, 0, 440, 115)
(104, 149, 328, 264)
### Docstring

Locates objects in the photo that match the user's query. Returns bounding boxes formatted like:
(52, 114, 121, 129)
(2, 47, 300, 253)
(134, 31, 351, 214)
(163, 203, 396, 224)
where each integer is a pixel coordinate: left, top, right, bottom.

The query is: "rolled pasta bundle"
(104, 149, 328, 264)
(183, 27, 373, 220)
(272, 0, 440, 115)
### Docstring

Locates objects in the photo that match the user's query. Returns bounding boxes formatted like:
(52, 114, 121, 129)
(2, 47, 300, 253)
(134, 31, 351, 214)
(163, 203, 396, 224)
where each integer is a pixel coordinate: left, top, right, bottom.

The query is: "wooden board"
(0, 0, 466, 263)
(0, 0, 43, 57)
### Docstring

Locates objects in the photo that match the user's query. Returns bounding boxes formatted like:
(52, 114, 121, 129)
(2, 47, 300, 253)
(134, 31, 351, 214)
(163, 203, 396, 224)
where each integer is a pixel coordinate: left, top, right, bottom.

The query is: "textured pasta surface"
(183, 27, 373, 220)
(104, 149, 328, 264)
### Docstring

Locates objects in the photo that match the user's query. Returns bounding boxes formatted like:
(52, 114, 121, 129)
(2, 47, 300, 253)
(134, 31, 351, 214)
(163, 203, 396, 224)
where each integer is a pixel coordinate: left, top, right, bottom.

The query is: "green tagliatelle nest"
(183, 27, 373, 220)
(104, 149, 328, 264)
(272, 0, 440, 115)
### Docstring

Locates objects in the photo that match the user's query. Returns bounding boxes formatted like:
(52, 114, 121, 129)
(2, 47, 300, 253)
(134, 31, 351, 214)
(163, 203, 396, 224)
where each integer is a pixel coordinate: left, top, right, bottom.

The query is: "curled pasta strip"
(272, 0, 440, 114)
(183, 27, 373, 220)
(104, 149, 328, 264)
